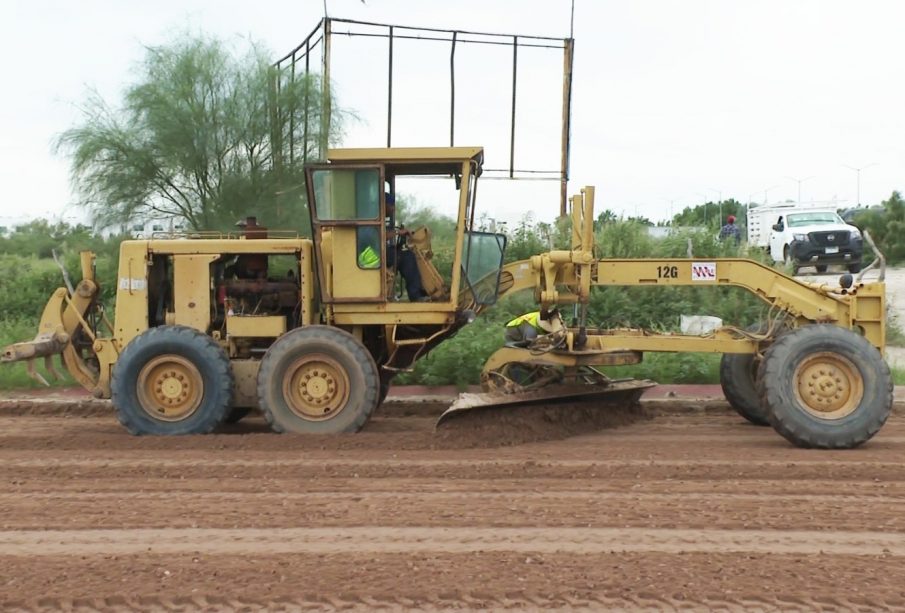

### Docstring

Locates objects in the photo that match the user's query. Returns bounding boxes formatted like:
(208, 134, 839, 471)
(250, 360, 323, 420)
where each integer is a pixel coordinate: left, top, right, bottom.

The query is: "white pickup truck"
(747, 204, 862, 274)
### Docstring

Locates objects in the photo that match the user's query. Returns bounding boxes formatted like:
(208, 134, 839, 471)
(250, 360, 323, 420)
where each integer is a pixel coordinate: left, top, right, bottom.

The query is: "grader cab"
(2, 146, 893, 448)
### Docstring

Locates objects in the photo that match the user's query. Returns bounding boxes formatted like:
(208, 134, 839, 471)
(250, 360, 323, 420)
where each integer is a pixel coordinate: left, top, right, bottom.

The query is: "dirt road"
(1, 400, 905, 611)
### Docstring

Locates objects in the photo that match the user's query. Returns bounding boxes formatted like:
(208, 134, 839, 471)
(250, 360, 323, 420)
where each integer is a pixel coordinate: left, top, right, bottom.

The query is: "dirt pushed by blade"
(434, 399, 652, 448)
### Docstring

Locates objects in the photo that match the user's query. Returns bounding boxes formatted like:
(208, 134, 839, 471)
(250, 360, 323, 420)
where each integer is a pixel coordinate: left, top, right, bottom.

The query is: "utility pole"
(785, 175, 814, 204)
(662, 198, 679, 224)
(708, 188, 723, 224)
(843, 163, 877, 206)
(697, 192, 710, 226)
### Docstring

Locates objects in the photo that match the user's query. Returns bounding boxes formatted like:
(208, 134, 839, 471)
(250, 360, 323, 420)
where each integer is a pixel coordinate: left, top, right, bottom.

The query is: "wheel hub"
(285, 356, 350, 420)
(793, 352, 863, 420)
(136, 355, 203, 422)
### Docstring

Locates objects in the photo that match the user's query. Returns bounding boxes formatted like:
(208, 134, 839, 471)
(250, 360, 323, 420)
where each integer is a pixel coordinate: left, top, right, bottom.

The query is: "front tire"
(111, 326, 234, 435)
(757, 325, 891, 449)
(783, 248, 799, 275)
(257, 326, 380, 434)
(720, 353, 769, 426)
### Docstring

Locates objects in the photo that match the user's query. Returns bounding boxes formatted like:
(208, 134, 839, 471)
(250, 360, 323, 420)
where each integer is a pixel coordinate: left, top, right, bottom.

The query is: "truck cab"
(767, 210, 862, 274)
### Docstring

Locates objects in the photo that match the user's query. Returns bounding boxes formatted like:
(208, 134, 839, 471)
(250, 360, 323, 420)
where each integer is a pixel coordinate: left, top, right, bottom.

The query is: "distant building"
(128, 217, 187, 239)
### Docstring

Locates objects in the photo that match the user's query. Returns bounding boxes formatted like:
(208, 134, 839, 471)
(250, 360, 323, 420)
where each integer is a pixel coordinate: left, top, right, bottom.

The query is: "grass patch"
(892, 367, 905, 386)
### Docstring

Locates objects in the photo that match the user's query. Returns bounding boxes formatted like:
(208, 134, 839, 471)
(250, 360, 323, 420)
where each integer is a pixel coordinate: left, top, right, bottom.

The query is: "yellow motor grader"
(2, 147, 892, 448)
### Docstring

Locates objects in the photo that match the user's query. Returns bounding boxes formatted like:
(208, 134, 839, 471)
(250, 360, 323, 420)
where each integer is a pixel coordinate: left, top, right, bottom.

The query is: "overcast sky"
(1, 0, 902, 228)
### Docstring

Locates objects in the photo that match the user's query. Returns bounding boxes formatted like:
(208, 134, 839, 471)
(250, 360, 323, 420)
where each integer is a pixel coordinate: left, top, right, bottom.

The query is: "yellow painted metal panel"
(330, 227, 381, 300)
(172, 255, 218, 333)
(114, 242, 151, 347)
(145, 238, 312, 254)
(226, 315, 287, 338)
(327, 147, 482, 163)
(299, 240, 315, 326)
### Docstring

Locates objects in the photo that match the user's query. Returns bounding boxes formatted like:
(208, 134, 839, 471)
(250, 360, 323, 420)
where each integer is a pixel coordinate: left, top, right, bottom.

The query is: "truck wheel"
(757, 325, 891, 449)
(848, 263, 862, 273)
(815, 265, 828, 273)
(111, 326, 234, 435)
(257, 326, 380, 434)
(783, 248, 799, 275)
(720, 353, 769, 426)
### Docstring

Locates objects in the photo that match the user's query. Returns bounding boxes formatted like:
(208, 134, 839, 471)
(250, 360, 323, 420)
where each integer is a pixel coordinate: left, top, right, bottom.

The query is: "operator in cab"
(386, 193, 430, 302)
(504, 308, 564, 345)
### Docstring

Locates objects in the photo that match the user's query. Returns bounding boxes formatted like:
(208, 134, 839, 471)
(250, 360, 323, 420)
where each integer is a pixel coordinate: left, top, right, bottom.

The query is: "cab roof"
(327, 147, 484, 166)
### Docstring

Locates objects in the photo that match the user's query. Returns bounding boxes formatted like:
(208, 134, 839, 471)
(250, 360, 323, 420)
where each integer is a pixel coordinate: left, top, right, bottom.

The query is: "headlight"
(793, 233, 807, 241)
(850, 228, 862, 239)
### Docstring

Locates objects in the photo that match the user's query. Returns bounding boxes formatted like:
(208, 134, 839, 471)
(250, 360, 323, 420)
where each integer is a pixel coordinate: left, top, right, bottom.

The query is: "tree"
(853, 191, 905, 263)
(671, 199, 746, 230)
(57, 35, 343, 232)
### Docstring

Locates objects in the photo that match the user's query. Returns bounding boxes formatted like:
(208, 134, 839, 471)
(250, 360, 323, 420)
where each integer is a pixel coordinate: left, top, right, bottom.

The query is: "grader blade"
(436, 379, 657, 428)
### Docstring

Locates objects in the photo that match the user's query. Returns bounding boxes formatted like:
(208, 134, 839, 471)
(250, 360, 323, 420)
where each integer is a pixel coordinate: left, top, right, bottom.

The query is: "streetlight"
(763, 185, 779, 205)
(843, 163, 877, 206)
(662, 198, 682, 224)
(785, 175, 814, 204)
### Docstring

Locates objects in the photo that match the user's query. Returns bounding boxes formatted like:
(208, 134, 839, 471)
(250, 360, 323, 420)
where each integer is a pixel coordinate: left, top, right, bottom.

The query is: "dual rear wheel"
(112, 325, 380, 435)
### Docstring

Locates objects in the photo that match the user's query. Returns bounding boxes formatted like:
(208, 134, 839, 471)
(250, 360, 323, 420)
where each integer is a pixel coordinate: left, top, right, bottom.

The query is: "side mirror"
(772, 223, 782, 232)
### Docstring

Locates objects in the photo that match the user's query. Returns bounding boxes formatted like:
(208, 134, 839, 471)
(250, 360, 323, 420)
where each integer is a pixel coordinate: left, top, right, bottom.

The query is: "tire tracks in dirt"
(4, 592, 902, 612)
(2, 526, 905, 556)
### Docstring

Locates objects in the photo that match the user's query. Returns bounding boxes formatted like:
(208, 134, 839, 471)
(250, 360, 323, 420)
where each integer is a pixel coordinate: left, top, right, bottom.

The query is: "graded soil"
(1, 399, 905, 611)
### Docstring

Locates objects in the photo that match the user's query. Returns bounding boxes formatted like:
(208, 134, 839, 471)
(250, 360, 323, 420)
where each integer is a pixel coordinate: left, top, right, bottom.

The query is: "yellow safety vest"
(506, 311, 541, 329)
(358, 245, 380, 269)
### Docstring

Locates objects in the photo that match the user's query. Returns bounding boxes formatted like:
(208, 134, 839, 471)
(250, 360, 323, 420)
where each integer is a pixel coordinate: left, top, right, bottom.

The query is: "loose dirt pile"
(433, 401, 651, 448)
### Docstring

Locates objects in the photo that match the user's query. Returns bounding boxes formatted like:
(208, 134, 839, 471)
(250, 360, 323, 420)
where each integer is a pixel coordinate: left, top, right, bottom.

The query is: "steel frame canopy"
(273, 17, 574, 216)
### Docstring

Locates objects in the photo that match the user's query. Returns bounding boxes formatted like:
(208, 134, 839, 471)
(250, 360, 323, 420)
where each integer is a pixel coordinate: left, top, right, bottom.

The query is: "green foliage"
(57, 34, 345, 233)
(893, 367, 905, 386)
(396, 292, 537, 388)
(0, 224, 122, 391)
(672, 199, 746, 232)
(505, 215, 549, 262)
(852, 191, 905, 263)
(605, 352, 721, 384)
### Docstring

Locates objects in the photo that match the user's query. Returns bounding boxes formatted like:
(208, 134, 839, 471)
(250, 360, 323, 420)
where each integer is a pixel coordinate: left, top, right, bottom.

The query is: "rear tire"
(257, 326, 380, 434)
(815, 265, 828, 273)
(848, 262, 862, 273)
(757, 325, 891, 449)
(111, 326, 233, 435)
